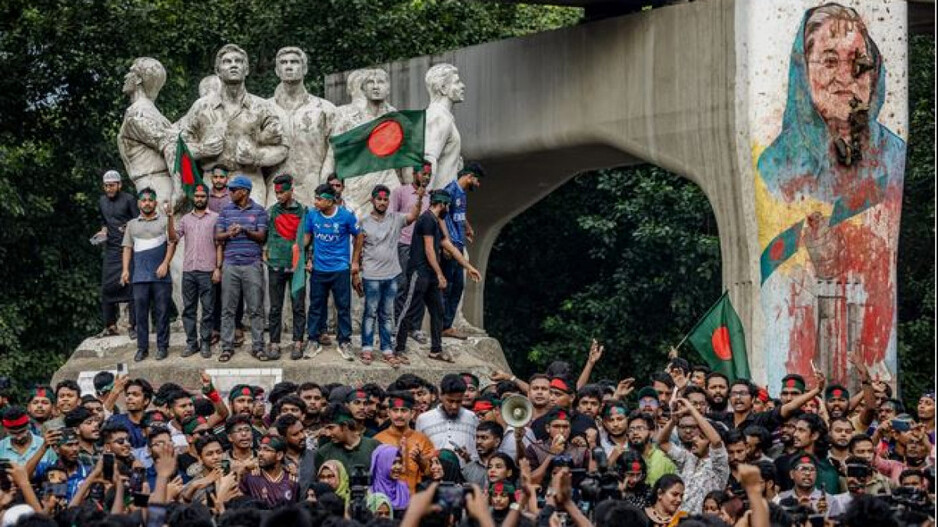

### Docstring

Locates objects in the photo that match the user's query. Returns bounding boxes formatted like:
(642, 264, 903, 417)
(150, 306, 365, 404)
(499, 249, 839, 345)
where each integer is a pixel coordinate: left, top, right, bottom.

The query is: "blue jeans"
(441, 249, 465, 329)
(362, 277, 398, 352)
(133, 281, 172, 352)
(307, 269, 352, 344)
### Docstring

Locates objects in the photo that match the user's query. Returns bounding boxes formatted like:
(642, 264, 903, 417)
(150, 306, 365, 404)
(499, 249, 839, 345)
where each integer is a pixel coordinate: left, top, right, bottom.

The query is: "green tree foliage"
(0, 0, 580, 395)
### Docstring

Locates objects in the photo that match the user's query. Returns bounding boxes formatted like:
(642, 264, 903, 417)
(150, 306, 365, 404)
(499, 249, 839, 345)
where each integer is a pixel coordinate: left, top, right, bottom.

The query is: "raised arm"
(576, 339, 603, 389)
(780, 371, 826, 419)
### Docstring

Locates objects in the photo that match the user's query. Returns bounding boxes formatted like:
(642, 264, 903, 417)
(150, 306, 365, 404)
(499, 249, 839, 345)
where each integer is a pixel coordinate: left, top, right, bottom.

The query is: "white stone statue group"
(117, 44, 466, 217)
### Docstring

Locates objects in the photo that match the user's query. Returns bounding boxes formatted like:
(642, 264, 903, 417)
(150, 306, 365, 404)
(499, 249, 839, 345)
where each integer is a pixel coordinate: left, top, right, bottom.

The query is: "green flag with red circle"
(686, 292, 751, 381)
(330, 110, 426, 180)
(174, 134, 204, 200)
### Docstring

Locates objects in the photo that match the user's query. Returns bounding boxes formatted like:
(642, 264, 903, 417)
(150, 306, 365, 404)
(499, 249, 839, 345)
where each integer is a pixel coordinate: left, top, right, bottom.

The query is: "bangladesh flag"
(686, 292, 750, 381)
(174, 134, 203, 200)
(330, 110, 425, 180)
(290, 211, 307, 301)
(759, 219, 804, 284)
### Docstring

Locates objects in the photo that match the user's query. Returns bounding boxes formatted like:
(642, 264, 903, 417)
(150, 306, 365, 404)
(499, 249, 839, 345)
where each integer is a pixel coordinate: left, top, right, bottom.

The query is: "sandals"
(360, 351, 374, 365)
(427, 351, 455, 363)
(380, 354, 400, 369)
(219, 350, 233, 363)
(96, 326, 119, 338)
(396, 354, 411, 365)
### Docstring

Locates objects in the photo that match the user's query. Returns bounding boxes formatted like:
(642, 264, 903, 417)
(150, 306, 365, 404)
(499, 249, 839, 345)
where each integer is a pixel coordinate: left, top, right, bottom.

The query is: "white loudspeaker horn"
(501, 394, 534, 428)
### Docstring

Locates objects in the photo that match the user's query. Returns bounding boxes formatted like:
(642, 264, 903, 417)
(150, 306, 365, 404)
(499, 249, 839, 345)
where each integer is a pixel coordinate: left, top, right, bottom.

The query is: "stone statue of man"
(117, 57, 177, 209)
(267, 47, 335, 207)
(321, 68, 400, 217)
(424, 63, 465, 190)
(180, 44, 287, 206)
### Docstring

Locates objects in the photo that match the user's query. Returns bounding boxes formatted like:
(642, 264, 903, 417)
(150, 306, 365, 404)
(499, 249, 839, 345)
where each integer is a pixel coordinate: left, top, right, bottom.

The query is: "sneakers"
(155, 348, 169, 361)
(134, 349, 148, 362)
(267, 343, 282, 361)
(304, 340, 324, 359)
(410, 330, 428, 345)
(338, 342, 354, 361)
(200, 343, 212, 359)
(181, 346, 199, 358)
(128, 327, 137, 341)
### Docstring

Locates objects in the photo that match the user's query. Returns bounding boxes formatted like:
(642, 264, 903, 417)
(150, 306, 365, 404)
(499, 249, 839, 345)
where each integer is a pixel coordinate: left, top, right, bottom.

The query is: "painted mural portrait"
(755, 3, 906, 387)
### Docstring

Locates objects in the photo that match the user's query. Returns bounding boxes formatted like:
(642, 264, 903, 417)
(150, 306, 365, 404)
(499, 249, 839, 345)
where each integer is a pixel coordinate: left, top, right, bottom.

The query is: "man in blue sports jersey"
(440, 162, 483, 339)
(303, 183, 362, 360)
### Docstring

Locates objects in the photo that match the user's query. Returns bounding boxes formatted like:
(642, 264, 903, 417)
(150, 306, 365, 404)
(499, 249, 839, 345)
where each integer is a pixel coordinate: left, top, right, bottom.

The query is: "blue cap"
(228, 175, 252, 190)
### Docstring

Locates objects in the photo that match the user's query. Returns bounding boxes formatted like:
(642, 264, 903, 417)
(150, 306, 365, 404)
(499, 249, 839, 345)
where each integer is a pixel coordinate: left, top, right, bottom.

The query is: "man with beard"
(207, 166, 242, 346)
(263, 174, 307, 361)
(26, 386, 55, 431)
(64, 408, 101, 468)
(0, 407, 54, 466)
(845, 434, 892, 494)
(726, 375, 825, 433)
(41, 381, 81, 433)
(96, 170, 138, 339)
(392, 162, 433, 346)
(394, 191, 482, 361)
(460, 420, 503, 487)
(360, 384, 385, 433)
(440, 163, 483, 339)
(775, 413, 841, 493)
(170, 183, 220, 358)
(776, 454, 829, 514)
(314, 403, 380, 472)
(743, 425, 773, 464)
(32, 429, 91, 502)
(297, 383, 326, 437)
(374, 392, 434, 493)
(600, 401, 630, 463)
(101, 421, 137, 476)
(240, 435, 298, 507)
(705, 373, 730, 413)
(689, 365, 710, 389)
(165, 390, 196, 451)
(657, 398, 729, 513)
(575, 384, 604, 420)
(627, 411, 676, 486)
(827, 417, 855, 473)
(779, 375, 806, 405)
(724, 429, 748, 487)
(275, 414, 315, 497)
(525, 407, 590, 485)
(344, 389, 373, 436)
(416, 374, 478, 459)
(352, 183, 424, 366)
(527, 374, 552, 420)
(121, 187, 176, 362)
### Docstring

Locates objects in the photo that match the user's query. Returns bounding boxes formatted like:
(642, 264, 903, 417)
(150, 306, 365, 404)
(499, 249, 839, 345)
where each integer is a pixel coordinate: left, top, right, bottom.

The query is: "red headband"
(473, 400, 495, 413)
(549, 378, 571, 393)
(630, 461, 643, 473)
(2, 415, 29, 429)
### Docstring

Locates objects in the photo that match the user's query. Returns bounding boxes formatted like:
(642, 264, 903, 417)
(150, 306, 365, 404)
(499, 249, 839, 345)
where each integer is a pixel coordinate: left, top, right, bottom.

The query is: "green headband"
(430, 193, 451, 205)
(274, 180, 293, 192)
(137, 189, 157, 200)
(317, 190, 337, 201)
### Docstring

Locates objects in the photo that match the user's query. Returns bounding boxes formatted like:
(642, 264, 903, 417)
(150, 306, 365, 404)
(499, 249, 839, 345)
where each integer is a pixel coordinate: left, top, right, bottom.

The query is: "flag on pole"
(686, 292, 751, 381)
(174, 134, 203, 200)
(290, 211, 307, 301)
(330, 110, 425, 180)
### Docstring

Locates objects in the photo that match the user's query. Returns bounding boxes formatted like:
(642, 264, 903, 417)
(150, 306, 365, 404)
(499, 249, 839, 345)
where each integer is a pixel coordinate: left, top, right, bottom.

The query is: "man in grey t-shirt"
(352, 184, 424, 366)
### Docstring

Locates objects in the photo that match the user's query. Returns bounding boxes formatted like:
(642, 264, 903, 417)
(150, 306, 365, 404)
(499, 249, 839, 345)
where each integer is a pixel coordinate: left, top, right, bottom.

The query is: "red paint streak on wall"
(786, 280, 817, 379)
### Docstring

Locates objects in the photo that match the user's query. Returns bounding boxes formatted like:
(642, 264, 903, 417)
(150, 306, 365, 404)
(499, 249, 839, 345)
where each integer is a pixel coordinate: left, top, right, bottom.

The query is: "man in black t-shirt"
(394, 190, 481, 362)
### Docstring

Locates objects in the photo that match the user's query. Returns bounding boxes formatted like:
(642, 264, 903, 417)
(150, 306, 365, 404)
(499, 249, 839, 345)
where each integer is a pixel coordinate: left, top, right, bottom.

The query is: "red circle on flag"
(769, 238, 786, 261)
(711, 326, 733, 361)
(367, 120, 404, 157)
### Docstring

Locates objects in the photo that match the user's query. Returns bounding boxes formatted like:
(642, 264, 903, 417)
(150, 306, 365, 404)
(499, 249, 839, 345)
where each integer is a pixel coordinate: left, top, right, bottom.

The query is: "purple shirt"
(216, 200, 268, 266)
(208, 189, 231, 214)
(175, 210, 219, 273)
(390, 184, 429, 245)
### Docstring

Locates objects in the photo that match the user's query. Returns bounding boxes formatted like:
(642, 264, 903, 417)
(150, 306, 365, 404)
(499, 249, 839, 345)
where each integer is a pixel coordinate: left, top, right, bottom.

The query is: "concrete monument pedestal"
(52, 332, 512, 396)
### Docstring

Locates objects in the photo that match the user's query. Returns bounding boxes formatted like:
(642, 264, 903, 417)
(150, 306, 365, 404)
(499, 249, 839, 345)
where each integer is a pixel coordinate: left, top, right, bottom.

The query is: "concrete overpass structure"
(325, 0, 917, 388)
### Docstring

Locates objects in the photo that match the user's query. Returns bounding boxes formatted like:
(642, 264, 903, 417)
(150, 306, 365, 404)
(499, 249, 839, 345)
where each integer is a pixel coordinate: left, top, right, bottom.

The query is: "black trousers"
(394, 271, 443, 354)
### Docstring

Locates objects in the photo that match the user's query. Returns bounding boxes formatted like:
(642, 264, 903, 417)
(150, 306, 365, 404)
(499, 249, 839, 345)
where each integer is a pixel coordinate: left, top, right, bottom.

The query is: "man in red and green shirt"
(264, 174, 307, 360)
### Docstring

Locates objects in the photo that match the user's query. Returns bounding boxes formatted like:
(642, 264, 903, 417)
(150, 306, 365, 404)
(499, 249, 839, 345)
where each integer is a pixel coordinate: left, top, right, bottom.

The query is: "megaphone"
(501, 394, 533, 428)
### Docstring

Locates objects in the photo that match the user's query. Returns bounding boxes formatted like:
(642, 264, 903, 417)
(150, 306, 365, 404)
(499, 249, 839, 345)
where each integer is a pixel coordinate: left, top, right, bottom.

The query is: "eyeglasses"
(628, 426, 649, 433)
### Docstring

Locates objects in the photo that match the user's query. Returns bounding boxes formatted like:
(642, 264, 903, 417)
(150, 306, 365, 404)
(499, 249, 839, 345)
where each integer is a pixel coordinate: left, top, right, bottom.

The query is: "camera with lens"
(578, 448, 622, 510)
(349, 464, 372, 522)
(433, 481, 474, 521)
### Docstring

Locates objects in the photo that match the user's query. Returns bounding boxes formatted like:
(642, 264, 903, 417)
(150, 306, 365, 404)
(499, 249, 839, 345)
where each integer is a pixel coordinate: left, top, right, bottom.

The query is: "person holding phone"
(31, 429, 90, 502)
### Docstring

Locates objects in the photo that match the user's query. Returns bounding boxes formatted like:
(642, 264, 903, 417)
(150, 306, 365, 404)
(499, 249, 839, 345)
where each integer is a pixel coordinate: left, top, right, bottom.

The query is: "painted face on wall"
(806, 18, 873, 127)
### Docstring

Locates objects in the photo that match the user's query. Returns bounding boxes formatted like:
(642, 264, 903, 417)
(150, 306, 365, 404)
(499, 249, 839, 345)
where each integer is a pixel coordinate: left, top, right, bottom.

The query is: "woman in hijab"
(318, 460, 350, 505)
(366, 492, 394, 519)
(369, 444, 410, 516)
(418, 449, 464, 490)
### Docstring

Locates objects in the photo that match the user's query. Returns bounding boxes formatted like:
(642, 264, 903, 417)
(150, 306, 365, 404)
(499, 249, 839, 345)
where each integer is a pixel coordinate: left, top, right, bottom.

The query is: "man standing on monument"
(207, 166, 245, 347)
(120, 188, 176, 362)
(96, 170, 138, 339)
(168, 183, 220, 359)
(265, 174, 307, 361)
(118, 57, 177, 211)
(181, 44, 288, 206)
(424, 63, 465, 190)
(268, 47, 335, 207)
(440, 163, 483, 339)
(214, 175, 268, 362)
(303, 183, 361, 361)
(391, 162, 432, 346)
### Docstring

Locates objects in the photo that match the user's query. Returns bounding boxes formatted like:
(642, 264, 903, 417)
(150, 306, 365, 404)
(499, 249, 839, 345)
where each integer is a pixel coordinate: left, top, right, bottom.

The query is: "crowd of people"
(96, 158, 481, 365)
(0, 343, 934, 527)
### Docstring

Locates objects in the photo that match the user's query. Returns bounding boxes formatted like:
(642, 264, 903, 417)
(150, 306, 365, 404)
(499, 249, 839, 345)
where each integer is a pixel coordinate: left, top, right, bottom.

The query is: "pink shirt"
(175, 210, 219, 272)
(390, 184, 429, 245)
